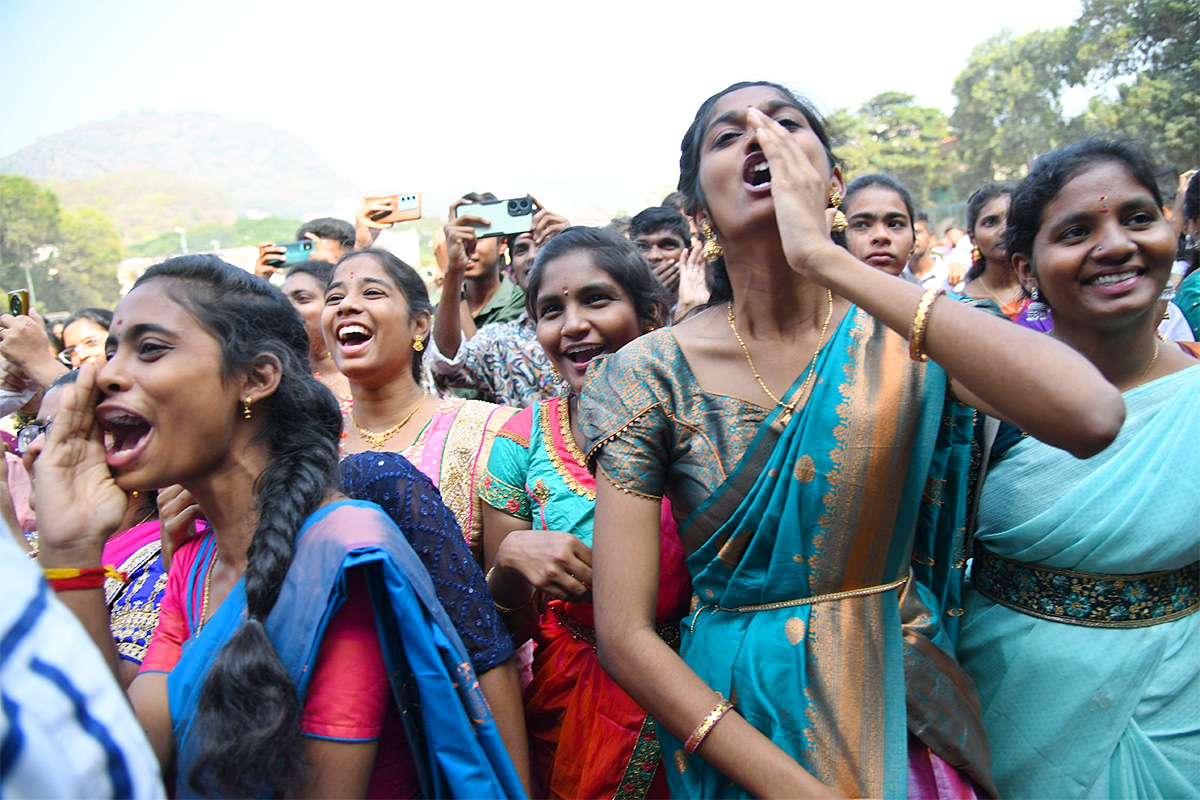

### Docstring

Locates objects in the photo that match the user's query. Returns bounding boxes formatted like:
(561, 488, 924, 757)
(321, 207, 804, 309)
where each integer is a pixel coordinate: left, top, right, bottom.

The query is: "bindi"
(1098, 195, 1108, 212)
(562, 286, 570, 295)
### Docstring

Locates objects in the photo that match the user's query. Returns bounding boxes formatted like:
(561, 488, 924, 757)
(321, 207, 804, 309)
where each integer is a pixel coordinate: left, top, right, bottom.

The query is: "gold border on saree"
(688, 575, 909, 633)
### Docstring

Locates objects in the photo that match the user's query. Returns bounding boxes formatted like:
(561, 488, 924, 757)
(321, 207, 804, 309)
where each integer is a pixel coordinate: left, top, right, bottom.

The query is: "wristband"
(44, 565, 128, 591)
(685, 694, 735, 754)
(485, 566, 536, 613)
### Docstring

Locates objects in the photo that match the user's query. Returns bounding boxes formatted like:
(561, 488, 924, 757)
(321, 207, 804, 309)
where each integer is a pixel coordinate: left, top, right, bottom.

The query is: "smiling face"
(533, 251, 644, 393)
(321, 254, 429, 388)
(509, 233, 536, 289)
(844, 186, 915, 276)
(62, 317, 109, 368)
(1014, 160, 1175, 331)
(971, 194, 1010, 263)
(696, 85, 838, 241)
(282, 271, 327, 358)
(95, 281, 247, 491)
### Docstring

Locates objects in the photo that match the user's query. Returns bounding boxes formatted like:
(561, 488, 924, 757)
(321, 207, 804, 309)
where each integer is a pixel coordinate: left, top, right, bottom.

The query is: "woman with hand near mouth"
(958, 140, 1200, 799)
(29, 255, 522, 798)
(581, 81, 1125, 799)
(321, 248, 516, 560)
(480, 227, 686, 799)
(842, 173, 918, 278)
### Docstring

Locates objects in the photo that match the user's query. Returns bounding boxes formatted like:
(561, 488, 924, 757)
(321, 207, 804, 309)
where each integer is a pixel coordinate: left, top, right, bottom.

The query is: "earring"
(828, 191, 847, 233)
(645, 324, 657, 333)
(1160, 286, 1177, 302)
(242, 397, 253, 420)
(700, 220, 724, 262)
(1025, 287, 1050, 322)
(412, 335, 425, 352)
(971, 245, 983, 268)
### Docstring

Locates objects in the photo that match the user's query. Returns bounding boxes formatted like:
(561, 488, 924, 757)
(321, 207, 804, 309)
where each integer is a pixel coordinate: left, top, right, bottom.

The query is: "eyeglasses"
(57, 335, 106, 366)
(16, 420, 51, 454)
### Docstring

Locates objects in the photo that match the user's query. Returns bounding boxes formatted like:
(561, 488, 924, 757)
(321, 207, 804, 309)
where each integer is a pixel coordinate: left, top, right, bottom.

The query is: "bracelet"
(484, 566, 536, 614)
(908, 288, 945, 362)
(43, 565, 128, 591)
(684, 694, 735, 754)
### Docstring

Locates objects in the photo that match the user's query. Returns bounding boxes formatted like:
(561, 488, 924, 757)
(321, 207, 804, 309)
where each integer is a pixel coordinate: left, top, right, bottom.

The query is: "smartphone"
(8, 289, 29, 316)
(455, 196, 534, 238)
(366, 193, 421, 224)
(266, 239, 315, 267)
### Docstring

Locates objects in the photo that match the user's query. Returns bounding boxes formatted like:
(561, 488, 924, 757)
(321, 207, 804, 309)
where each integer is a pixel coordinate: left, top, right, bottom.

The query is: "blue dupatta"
(665, 308, 983, 799)
(167, 500, 525, 799)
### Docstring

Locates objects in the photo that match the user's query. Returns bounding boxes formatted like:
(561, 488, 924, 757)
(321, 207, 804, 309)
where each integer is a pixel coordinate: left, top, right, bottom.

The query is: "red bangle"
(43, 566, 128, 591)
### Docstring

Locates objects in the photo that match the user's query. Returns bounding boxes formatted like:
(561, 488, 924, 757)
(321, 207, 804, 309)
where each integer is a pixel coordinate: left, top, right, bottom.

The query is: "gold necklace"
(197, 552, 218, 633)
(1133, 341, 1160, 388)
(728, 290, 835, 418)
(350, 392, 427, 451)
(979, 271, 1020, 305)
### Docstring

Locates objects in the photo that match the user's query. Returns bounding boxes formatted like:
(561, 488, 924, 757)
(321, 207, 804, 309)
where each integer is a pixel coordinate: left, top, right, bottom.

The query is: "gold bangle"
(485, 566, 535, 614)
(908, 288, 945, 362)
(684, 694, 734, 753)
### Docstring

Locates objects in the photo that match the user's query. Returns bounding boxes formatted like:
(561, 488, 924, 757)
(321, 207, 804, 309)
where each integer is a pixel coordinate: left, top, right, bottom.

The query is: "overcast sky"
(2, 0, 1084, 220)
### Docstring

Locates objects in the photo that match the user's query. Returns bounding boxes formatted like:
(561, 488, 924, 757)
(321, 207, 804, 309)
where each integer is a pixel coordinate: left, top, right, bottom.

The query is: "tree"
(949, 29, 1077, 194)
(1070, 0, 1200, 187)
(830, 93, 956, 206)
(0, 175, 124, 313)
(0, 175, 60, 300)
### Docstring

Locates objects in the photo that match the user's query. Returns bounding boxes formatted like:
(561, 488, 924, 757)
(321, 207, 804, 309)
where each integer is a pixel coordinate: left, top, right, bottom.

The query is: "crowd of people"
(1, 79, 1198, 800)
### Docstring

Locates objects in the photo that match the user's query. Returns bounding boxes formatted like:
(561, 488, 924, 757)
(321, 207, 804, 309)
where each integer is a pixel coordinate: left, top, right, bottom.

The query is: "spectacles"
(16, 420, 51, 454)
(57, 335, 106, 366)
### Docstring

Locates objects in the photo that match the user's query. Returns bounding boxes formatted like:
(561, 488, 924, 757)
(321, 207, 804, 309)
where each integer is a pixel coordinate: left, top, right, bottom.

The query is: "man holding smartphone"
(254, 218, 355, 279)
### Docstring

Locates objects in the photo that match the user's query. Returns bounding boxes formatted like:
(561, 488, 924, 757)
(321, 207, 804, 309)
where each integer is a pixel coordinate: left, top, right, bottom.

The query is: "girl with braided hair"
(31, 255, 523, 798)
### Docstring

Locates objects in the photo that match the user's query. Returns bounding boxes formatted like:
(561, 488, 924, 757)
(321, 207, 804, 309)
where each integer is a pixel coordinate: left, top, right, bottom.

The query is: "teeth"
(1093, 270, 1138, 286)
(338, 324, 370, 341)
(752, 162, 769, 173)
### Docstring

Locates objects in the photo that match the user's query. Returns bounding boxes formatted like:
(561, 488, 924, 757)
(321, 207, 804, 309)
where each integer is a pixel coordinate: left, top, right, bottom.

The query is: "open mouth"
(97, 407, 152, 469)
(335, 323, 374, 354)
(562, 344, 606, 369)
(743, 152, 771, 189)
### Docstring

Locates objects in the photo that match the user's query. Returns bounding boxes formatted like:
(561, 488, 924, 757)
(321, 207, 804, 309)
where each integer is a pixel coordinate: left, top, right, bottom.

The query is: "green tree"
(38, 207, 123, 312)
(949, 29, 1076, 194)
(830, 92, 956, 206)
(1070, 0, 1200, 185)
(0, 175, 61, 301)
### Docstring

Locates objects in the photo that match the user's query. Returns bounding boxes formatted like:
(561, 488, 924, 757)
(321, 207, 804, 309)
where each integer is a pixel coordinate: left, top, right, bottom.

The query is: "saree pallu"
(167, 500, 524, 799)
(960, 365, 1200, 799)
(587, 309, 991, 798)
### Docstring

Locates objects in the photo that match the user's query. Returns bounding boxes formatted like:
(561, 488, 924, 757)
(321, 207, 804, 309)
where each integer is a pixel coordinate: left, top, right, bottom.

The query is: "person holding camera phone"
(254, 217, 355, 280)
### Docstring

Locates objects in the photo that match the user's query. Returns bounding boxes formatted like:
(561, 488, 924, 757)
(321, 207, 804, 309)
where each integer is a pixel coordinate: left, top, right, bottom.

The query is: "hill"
(0, 111, 359, 237)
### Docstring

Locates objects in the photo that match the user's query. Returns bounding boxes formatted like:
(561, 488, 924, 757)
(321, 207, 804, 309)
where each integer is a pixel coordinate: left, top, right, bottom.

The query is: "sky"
(1, 0, 1085, 222)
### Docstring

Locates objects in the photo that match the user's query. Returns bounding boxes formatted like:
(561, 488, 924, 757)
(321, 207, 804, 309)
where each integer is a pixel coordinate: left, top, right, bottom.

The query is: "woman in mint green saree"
(959, 142, 1200, 799)
(582, 82, 1126, 799)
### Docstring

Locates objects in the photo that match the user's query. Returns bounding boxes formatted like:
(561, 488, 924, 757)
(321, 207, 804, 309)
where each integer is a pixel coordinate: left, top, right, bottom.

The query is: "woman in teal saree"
(582, 82, 1125, 799)
(958, 142, 1200, 798)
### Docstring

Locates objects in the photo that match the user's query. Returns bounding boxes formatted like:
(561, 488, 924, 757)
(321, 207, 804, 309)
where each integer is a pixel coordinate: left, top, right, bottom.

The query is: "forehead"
(282, 272, 323, 293)
(63, 317, 108, 341)
(979, 194, 1011, 217)
(709, 85, 794, 119)
(847, 186, 909, 214)
(331, 254, 396, 286)
(1049, 160, 1148, 211)
(538, 251, 614, 291)
(111, 281, 198, 334)
(635, 229, 684, 243)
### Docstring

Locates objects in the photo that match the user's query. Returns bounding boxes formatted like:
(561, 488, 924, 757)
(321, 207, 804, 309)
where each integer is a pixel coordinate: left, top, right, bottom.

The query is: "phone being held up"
(454, 196, 534, 238)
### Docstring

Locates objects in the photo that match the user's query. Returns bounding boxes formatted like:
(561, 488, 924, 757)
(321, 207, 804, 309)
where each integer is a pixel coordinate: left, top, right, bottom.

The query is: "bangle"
(908, 288, 945, 362)
(485, 566, 535, 614)
(684, 694, 734, 754)
(43, 565, 128, 591)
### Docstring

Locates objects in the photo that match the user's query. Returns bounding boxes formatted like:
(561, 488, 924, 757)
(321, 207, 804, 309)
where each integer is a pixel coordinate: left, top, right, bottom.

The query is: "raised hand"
(156, 483, 205, 571)
(747, 107, 843, 281)
(529, 196, 569, 245)
(32, 363, 127, 566)
(255, 242, 286, 278)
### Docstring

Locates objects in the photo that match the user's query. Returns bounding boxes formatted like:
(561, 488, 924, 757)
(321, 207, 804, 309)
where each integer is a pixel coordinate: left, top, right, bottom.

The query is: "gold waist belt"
(687, 574, 910, 633)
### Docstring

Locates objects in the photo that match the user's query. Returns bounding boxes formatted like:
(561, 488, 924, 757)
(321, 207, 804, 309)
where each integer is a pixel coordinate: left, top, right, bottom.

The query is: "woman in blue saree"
(582, 82, 1125, 799)
(958, 142, 1200, 798)
(31, 256, 523, 798)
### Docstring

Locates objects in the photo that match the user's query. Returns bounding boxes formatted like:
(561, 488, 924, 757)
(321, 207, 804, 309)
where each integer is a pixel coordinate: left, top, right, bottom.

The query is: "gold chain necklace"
(1133, 341, 1160, 388)
(350, 392, 427, 451)
(197, 552, 218, 633)
(728, 290, 834, 418)
(979, 271, 1021, 306)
